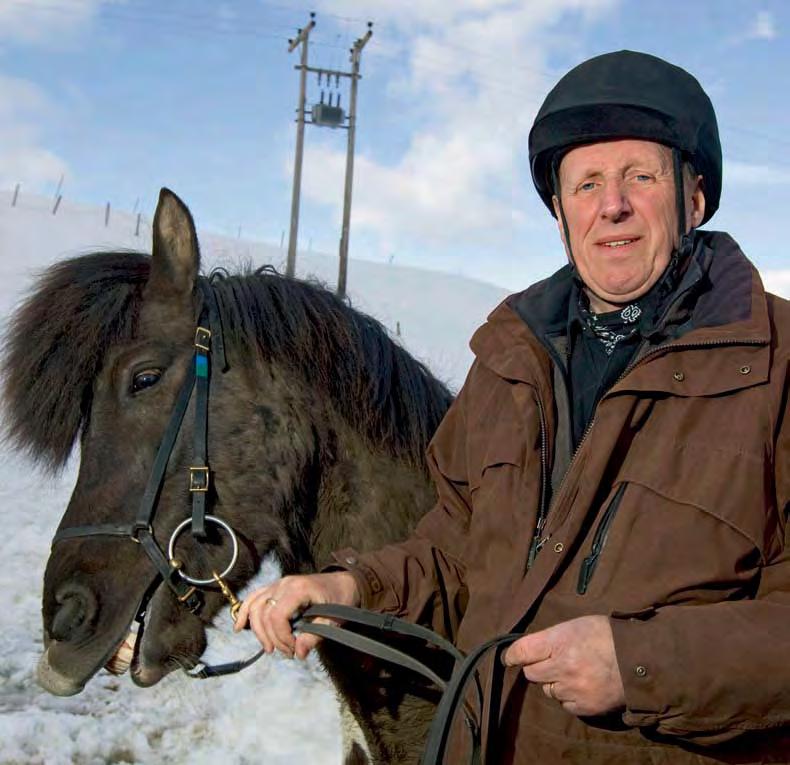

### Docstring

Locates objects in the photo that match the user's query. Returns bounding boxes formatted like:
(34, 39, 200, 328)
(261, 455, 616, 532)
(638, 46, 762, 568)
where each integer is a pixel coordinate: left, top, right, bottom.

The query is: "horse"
(2, 189, 454, 764)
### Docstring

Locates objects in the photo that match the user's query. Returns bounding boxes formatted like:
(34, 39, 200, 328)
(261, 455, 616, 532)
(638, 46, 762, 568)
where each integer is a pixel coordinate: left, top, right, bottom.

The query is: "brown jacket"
(335, 231, 790, 764)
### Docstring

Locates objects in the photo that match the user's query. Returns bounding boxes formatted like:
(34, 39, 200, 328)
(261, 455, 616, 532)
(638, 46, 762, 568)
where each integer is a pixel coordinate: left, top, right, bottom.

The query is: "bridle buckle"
(130, 523, 153, 543)
(194, 326, 211, 351)
(189, 466, 210, 492)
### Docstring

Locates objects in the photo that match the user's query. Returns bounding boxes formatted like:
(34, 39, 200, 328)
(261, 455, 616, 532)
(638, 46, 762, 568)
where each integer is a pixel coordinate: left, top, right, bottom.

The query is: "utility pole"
(285, 14, 373, 295)
(337, 23, 372, 298)
(286, 13, 316, 278)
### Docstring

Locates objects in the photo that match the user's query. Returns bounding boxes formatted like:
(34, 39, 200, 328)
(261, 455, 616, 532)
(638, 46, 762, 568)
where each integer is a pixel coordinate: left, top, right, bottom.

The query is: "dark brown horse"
(3, 189, 453, 764)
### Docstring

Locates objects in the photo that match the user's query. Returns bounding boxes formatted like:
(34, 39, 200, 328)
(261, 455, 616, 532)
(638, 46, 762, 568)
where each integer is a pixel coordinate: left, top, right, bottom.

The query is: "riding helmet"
(529, 50, 722, 224)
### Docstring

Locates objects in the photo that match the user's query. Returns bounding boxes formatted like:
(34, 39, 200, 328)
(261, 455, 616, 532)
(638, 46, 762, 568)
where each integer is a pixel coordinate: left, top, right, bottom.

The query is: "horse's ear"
(146, 188, 200, 302)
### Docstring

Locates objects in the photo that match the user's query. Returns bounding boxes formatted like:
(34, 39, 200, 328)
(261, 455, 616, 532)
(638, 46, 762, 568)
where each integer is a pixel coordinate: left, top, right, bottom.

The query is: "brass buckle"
(189, 466, 210, 492)
(177, 585, 198, 603)
(194, 326, 211, 351)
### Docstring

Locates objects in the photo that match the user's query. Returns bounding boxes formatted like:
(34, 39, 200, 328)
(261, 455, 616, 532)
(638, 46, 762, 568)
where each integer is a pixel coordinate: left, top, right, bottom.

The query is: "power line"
(7, 0, 790, 155)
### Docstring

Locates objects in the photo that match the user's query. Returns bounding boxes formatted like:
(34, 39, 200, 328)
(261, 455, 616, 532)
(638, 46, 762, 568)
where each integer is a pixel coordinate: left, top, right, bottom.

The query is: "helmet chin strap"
(551, 147, 695, 311)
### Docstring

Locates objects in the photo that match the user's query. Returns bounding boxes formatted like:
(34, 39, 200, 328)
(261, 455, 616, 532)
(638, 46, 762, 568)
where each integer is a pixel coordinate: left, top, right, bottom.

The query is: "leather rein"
(49, 279, 515, 763)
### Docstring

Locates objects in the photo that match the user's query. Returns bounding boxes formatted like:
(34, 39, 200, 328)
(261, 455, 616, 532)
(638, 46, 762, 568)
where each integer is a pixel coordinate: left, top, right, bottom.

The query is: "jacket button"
(553, 542, 564, 553)
(634, 665, 648, 678)
(739, 365, 751, 375)
(672, 371, 685, 382)
(345, 556, 358, 566)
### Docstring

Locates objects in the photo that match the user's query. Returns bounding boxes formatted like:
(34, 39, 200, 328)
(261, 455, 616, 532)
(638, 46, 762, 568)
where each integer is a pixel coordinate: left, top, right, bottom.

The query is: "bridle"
(48, 277, 519, 761)
(51, 279, 259, 675)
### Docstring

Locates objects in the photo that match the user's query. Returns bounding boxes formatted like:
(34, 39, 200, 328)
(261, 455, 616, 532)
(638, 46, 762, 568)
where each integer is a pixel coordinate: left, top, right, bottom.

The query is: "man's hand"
(503, 615, 625, 717)
(234, 571, 361, 660)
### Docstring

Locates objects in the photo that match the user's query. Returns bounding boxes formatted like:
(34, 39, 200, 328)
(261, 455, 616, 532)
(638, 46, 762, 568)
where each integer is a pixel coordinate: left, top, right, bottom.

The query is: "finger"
(522, 661, 557, 684)
(503, 631, 553, 667)
(541, 681, 562, 701)
(267, 596, 304, 657)
(249, 603, 275, 654)
(294, 632, 322, 660)
(234, 586, 275, 632)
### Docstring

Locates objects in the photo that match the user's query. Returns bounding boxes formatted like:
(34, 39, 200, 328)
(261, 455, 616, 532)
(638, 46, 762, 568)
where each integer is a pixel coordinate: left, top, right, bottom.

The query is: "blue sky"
(1, 0, 788, 290)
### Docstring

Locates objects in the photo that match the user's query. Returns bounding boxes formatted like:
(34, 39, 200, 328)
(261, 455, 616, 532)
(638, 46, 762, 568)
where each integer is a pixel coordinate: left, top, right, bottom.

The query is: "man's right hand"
(233, 571, 361, 660)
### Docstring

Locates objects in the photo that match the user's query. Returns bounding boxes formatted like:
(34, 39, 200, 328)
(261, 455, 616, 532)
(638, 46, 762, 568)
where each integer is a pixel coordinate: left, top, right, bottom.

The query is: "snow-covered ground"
(1, 192, 787, 765)
(0, 191, 506, 765)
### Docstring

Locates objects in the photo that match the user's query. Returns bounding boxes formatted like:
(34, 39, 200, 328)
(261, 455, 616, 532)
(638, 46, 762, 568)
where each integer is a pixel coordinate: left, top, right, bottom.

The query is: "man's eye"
(131, 368, 162, 393)
(579, 181, 597, 192)
(633, 174, 653, 182)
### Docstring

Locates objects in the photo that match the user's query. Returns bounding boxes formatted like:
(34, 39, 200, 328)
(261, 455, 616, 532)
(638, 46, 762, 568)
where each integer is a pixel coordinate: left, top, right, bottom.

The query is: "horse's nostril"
(51, 586, 97, 642)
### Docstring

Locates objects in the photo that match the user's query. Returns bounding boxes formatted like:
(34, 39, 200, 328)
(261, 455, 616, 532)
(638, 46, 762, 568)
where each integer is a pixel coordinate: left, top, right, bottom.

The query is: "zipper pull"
(527, 532, 550, 569)
(577, 554, 599, 594)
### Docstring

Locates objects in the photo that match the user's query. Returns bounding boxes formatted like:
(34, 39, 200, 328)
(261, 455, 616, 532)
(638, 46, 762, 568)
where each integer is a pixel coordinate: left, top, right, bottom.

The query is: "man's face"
(553, 139, 705, 311)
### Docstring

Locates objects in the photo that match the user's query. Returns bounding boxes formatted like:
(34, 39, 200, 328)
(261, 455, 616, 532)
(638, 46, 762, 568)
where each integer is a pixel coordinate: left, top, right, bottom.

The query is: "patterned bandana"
(577, 296, 643, 356)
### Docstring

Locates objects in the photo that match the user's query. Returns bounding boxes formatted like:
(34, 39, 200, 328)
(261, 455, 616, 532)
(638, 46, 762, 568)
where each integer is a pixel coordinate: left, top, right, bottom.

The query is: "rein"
(293, 604, 521, 765)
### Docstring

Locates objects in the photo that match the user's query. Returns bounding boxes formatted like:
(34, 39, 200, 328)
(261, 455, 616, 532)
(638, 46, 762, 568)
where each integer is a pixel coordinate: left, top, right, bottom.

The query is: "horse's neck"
(310, 422, 436, 568)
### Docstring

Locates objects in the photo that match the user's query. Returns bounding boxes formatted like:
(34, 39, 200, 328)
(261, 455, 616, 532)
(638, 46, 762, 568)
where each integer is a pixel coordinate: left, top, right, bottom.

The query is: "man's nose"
(600, 179, 632, 221)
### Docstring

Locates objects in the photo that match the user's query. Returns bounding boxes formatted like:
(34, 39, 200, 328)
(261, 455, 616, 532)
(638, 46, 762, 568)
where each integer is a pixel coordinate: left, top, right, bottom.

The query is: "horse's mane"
(2, 251, 453, 471)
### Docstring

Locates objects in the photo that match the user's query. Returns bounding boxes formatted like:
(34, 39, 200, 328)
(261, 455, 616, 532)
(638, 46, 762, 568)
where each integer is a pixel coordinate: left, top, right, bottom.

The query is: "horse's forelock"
(2, 251, 150, 470)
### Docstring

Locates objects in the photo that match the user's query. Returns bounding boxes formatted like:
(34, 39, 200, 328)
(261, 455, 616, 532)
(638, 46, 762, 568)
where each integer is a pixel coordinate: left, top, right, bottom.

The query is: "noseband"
(51, 279, 246, 643)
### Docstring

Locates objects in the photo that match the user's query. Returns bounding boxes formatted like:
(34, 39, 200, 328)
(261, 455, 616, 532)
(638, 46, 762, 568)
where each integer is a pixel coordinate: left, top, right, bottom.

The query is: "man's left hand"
(503, 615, 626, 717)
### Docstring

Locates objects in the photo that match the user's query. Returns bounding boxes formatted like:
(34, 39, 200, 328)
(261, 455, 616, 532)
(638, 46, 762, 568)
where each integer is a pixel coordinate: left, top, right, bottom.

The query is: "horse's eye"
(131, 368, 162, 394)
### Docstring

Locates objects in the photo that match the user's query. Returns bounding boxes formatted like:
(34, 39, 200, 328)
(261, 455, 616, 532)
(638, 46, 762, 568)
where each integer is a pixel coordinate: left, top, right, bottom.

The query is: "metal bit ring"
(167, 515, 239, 586)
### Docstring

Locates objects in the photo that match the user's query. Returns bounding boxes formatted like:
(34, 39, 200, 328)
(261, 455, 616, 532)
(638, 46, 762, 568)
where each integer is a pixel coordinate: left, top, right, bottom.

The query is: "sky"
(1, 0, 789, 291)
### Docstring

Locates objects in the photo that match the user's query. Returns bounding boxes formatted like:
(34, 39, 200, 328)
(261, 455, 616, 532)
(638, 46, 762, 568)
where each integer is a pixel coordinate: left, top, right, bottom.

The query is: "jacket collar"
(470, 231, 771, 388)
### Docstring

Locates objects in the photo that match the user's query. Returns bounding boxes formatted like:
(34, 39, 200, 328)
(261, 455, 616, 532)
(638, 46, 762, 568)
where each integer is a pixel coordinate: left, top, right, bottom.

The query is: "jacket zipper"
(576, 483, 627, 594)
(526, 337, 764, 569)
(527, 394, 549, 568)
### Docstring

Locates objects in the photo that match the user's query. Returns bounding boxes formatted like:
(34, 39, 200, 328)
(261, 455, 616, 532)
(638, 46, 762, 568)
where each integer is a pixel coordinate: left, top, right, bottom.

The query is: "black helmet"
(529, 50, 722, 225)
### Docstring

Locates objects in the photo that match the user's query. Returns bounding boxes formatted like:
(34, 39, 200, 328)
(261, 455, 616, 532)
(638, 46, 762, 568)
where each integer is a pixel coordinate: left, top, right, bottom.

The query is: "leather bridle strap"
(420, 632, 521, 765)
(294, 605, 485, 763)
(190, 282, 227, 538)
(51, 280, 228, 615)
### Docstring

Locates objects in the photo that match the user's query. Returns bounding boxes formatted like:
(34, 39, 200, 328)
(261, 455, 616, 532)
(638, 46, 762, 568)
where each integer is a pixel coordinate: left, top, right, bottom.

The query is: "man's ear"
(552, 194, 572, 261)
(688, 176, 706, 230)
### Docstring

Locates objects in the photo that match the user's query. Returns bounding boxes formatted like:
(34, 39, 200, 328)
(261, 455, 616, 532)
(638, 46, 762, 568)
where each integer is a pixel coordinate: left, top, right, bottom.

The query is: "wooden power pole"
(285, 14, 372, 296)
(286, 13, 315, 279)
(337, 24, 372, 298)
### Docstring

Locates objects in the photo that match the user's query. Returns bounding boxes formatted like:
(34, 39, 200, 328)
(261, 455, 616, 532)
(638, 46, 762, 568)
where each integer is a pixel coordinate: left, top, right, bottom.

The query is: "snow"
(0, 191, 787, 765)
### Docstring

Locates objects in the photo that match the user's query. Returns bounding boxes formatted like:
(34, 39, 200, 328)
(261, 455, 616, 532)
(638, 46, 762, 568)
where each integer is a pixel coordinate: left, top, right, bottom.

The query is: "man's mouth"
(599, 237, 639, 248)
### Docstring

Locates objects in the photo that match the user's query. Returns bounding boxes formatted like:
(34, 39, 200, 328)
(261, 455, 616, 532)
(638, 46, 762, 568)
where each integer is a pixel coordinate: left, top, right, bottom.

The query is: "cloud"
(725, 159, 790, 186)
(0, 75, 69, 190)
(302, 0, 618, 258)
(762, 270, 790, 299)
(747, 10, 777, 41)
(0, 0, 106, 45)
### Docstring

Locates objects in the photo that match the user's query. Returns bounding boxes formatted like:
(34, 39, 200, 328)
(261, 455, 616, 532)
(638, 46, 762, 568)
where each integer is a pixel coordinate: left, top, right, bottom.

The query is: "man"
(237, 51, 790, 763)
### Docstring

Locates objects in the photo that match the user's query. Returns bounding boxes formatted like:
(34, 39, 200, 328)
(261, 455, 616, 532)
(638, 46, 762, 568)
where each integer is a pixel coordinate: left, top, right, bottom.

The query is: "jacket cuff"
(609, 607, 684, 728)
(324, 547, 400, 613)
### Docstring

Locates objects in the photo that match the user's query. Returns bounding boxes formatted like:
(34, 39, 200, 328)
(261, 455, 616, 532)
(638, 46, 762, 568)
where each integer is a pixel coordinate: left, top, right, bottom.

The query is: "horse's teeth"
(105, 630, 138, 675)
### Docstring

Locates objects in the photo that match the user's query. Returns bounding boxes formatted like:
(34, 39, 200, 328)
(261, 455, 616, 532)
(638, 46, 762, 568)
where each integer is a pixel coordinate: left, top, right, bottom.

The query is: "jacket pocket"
(577, 483, 627, 595)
